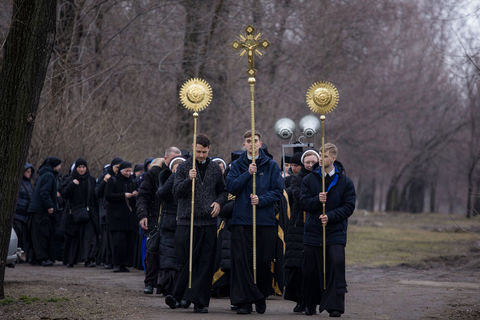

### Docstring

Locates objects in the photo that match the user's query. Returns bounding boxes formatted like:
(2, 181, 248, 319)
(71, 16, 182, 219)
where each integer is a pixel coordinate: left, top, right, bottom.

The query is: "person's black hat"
(134, 163, 144, 173)
(118, 161, 132, 171)
(75, 158, 88, 168)
(291, 152, 303, 166)
(110, 157, 123, 167)
(46, 157, 62, 168)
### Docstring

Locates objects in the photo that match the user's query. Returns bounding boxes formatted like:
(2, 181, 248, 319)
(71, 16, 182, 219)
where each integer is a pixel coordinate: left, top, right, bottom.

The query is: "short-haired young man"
(226, 130, 284, 314)
(165, 134, 227, 313)
(300, 143, 355, 317)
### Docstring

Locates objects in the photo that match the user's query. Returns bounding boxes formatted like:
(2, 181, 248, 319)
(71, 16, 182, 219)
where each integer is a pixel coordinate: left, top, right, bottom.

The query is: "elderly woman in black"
(105, 161, 138, 272)
(61, 158, 98, 268)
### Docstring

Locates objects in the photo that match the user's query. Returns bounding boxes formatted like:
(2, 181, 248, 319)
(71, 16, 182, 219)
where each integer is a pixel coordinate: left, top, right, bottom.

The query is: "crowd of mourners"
(13, 131, 355, 317)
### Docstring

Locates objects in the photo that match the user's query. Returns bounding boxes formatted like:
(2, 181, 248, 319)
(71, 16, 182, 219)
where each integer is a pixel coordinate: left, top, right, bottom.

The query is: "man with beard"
(165, 134, 227, 313)
(300, 143, 355, 317)
(137, 147, 181, 294)
(226, 130, 284, 314)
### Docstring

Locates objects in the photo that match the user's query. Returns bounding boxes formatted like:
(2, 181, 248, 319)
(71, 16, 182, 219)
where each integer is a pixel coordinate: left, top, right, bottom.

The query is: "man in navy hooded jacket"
(226, 130, 284, 314)
(300, 143, 355, 317)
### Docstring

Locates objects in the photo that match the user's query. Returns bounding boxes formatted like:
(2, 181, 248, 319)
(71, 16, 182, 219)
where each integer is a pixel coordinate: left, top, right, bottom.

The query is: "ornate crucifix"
(232, 25, 270, 76)
(231, 25, 270, 284)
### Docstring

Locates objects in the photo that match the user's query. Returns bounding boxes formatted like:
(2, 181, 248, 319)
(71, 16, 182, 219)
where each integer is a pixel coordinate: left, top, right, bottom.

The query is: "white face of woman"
(303, 154, 319, 171)
(121, 168, 132, 178)
(76, 165, 87, 176)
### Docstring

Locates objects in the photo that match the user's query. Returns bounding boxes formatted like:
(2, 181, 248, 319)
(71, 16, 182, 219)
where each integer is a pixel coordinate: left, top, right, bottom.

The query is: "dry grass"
(346, 211, 480, 267)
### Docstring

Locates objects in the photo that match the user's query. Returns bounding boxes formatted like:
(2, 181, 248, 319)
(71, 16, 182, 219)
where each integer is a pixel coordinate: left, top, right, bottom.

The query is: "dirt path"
(2, 261, 479, 320)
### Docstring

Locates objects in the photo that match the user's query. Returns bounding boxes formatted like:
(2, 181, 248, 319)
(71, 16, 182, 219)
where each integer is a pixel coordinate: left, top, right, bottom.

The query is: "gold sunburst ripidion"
(179, 78, 213, 112)
(306, 81, 339, 115)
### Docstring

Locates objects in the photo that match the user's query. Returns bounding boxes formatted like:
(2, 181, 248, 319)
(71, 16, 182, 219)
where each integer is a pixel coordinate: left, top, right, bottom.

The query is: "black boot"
(236, 303, 252, 315)
(305, 305, 317, 316)
(329, 310, 341, 317)
(254, 299, 266, 314)
(294, 303, 306, 313)
(165, 295, 179, 309)
(193, 304, 208, 313)
(180, 299, 191, 309)
(144, 285, 153, 294)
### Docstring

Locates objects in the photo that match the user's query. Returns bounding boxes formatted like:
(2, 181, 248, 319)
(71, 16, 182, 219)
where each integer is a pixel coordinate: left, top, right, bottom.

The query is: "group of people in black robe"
(13, 130, 356, 317)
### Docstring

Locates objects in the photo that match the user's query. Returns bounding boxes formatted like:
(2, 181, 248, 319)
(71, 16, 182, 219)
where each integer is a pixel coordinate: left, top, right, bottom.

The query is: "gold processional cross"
(232, 25, 270, 76)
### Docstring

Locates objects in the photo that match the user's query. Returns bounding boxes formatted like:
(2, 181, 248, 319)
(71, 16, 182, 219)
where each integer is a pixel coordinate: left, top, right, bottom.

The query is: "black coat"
(15, 163, 35, 222)
(136, 165, 165, 228)
(28, 165, 59, 214)
(157, 170, 178, 270)
(61, 174, 98, 225)
(300, 161, 356, 246)
(284, 167, 311, 267)
(173, 158, 227, 226)
(105, 174, 137, 231)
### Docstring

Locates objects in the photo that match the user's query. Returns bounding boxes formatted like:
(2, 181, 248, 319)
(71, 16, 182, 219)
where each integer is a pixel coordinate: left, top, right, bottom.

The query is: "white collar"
(247, 154, 259, 160)
(324, 167, 335, 177)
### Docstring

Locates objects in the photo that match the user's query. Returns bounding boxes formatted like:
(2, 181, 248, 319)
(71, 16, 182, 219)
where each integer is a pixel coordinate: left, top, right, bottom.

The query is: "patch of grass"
(346, 212, 480, 267)
(18, 295, 41, 304)
(44, 297, 70, 303)
(0, 297, 16, 305)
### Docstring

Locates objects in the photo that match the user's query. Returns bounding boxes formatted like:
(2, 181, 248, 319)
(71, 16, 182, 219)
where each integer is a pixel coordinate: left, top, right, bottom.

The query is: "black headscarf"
(108, 157, 123, 175)
(72, 158, 90, 179)
(118, 161, 132, 172)
(45, 156, 62, 168)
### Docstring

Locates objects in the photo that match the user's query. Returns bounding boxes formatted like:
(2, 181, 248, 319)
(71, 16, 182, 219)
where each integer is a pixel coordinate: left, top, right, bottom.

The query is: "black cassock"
(172, 225, 217, 307)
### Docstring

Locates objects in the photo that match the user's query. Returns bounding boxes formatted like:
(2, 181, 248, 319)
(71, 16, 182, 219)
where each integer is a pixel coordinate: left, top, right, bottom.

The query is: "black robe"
(105, 173, 137, 266)
(61, 172, 98, 265)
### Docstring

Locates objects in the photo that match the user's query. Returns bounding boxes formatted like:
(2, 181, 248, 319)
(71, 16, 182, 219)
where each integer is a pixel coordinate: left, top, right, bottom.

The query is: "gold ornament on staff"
(232, 25, 269, 284)
(306, 81, 339, 290)
(179, 78, 213, 288)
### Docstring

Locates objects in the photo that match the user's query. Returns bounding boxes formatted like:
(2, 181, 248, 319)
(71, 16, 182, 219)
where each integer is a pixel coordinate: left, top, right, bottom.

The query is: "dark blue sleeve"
(300, 176, 321, 213)
(226, 162, 251, 195)
(257, 162, 283, 208)
(326, 178, 356, 223)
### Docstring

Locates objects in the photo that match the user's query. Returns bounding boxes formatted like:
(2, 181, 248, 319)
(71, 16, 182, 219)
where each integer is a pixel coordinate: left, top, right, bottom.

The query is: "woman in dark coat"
(95, 157, 123, 269)
(105, 161, 138, 272)
(28, 157, 62, 266)
(156, 156, 185, 295)
(61, 158, 98, 267)
(14, 163, 35, 258)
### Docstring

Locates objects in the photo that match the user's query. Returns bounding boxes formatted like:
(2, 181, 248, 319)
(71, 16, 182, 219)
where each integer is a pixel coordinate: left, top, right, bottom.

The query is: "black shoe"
(144, 285, 154, 294)
(113, 265, 129, 272)
(294, 303, 305, 313)
(41, 260, 53, 266)
(156, 287, 162, 295)
(193, 304, 208, 313)
(230, 304, 239, 311)
(180, 299, 191, 309)
(66, 264, 74, 268)
(254, 299, 266, 314)
(305, 305, 317, 316)
(165, 295, 179, 309)
(104, 263, 113, 269)
(236, 303, 252, 315)
(329, 310, 342, 317)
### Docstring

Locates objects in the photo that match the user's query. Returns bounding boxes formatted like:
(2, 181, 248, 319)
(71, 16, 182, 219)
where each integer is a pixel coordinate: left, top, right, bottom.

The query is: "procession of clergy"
(17, 129, 355, 317)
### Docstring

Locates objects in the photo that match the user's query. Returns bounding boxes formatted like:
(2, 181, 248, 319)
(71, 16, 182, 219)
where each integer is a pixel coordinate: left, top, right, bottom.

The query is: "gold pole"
(189, 112, 198, 289)
(232, 25, 270, 285)
(249, 76, 257, 284)
(320, 115, 326, 290)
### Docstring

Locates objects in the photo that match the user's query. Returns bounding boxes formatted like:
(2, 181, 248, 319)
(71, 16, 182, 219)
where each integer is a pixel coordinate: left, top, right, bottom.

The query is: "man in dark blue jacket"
(300, 143, 355, 317)
(226, 130, 284, 314)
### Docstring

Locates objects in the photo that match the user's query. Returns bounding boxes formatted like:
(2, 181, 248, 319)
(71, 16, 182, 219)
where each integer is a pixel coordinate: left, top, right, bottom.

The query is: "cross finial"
(232, 25, 270, 76)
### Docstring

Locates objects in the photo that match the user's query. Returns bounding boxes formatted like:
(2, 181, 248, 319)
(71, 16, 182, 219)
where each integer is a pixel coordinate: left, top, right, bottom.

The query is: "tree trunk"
(385, 183, 399, 212)
(0, 1, 56, 299)
(357, 176, 375, 211)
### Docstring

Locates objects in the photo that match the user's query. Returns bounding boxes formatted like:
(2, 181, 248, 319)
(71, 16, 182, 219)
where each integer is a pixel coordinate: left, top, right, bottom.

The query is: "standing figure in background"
(61, 158, 98, 268)
(14, 163, 35, 260)
(105, 161, 138, 272)
(96, 157, 123, 269)
(28, 157, 62, 266)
